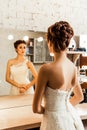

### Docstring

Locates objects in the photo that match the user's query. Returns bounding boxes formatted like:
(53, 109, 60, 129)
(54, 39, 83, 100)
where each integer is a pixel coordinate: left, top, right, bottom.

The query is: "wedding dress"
(10, 60, 34, 95)
(40, 87, 84, 130)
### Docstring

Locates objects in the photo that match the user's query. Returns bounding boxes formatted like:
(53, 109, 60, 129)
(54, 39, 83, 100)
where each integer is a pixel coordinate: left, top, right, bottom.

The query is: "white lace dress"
(40, 87, 84, 130)
(10, 60, 34, 95)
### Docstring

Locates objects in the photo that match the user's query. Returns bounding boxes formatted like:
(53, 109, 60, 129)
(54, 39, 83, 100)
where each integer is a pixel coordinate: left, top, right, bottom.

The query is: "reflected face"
(16, 43, 26, 55)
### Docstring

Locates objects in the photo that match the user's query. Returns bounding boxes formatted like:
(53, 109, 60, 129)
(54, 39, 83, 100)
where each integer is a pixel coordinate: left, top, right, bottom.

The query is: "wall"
(0, 0, 87, 35)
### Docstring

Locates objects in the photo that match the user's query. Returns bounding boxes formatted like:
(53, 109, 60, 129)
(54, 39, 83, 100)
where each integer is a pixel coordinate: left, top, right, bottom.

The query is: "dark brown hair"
(47, 21, 74, 52)
(14, 40, 26, 49)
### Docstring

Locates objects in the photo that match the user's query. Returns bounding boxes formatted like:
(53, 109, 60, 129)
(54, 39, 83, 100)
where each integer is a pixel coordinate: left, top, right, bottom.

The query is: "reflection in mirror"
(0, 28, 46, 96)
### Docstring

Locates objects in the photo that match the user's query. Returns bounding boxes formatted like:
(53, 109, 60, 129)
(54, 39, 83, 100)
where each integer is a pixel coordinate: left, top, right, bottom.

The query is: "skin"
(6, 43, 37, 94)
(33, 41, 84, 114)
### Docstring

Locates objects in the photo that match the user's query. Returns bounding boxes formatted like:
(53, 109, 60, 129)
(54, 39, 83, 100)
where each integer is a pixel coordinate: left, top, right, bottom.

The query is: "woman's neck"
(16, 55, 26, 61)
(54, 51, 67, 62)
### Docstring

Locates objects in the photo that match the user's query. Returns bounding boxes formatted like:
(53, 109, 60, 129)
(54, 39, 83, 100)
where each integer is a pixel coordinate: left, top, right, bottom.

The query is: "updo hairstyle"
(47, 21, 74, 52)
(14, 40, 26, 49)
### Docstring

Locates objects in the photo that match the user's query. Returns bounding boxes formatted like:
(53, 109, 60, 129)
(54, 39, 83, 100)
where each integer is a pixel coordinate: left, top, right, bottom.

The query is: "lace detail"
(40, 87, 84, 130)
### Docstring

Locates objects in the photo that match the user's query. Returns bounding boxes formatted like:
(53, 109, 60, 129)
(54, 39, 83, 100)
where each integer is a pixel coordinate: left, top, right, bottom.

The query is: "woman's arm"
(32, 65, 47, 114)
(25, 61, 37, 90)
(6, 60, 19, 88)
(70, 67, 84, 106)
(70, 82, 84, 106)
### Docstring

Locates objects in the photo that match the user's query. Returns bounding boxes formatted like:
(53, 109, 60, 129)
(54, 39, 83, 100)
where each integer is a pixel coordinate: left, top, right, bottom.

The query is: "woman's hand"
(19, 87, 26, 93)
(19, 84, 31, 93)
(24, 84, 30, 90)
(19, 84, 27, 93)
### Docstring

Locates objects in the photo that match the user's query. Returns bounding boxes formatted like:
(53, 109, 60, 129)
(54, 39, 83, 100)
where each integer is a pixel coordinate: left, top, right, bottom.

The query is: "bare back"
(43, 57, 75, 91)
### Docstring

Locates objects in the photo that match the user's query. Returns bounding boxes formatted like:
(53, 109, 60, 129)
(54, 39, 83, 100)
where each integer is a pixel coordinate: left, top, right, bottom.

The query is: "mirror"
(0, 28, 46, 96)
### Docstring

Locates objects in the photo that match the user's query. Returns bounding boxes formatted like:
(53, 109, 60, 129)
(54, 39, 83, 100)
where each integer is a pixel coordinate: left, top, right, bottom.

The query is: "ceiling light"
(23, 36, 29, 41)
(37, 37, 43, 42)
(8, 35, 14, 40)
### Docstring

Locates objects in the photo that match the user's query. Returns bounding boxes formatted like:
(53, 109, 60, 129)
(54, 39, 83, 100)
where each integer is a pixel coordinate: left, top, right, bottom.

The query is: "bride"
(33, 21, 84, 130)
(6, 40, 37, 95)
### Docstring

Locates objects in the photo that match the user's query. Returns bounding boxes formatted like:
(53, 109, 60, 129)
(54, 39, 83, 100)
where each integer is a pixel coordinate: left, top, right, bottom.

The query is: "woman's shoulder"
(39, 63, 52, 73)
(67, 58, 78, 76)
(67, 57, 76, 68)
(42, 62, 51, 68)
(7, 58, 16, 66)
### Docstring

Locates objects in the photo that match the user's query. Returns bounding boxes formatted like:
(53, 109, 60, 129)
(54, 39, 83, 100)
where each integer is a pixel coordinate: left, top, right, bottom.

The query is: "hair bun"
(47, 21, 74, 52)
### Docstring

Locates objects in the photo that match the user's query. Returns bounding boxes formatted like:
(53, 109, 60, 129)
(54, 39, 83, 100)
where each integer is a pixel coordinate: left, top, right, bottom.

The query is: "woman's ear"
(48, 41, 53, 52)
(48, 41, 54, 56)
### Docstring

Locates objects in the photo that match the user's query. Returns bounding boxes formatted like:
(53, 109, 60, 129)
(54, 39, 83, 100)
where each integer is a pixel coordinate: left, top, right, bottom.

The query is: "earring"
(50, 52, 54, 56)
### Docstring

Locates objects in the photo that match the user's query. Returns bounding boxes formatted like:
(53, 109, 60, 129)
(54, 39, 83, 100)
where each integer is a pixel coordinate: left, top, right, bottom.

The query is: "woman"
(6, 40, 37, 95)
(33, 21, 84, 130)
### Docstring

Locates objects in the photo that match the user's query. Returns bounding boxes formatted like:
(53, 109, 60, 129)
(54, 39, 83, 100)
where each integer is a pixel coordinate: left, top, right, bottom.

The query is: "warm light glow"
(23, 36, 29, 41)
(37, 37, 43, 42)
(8, 35, 14, 40)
